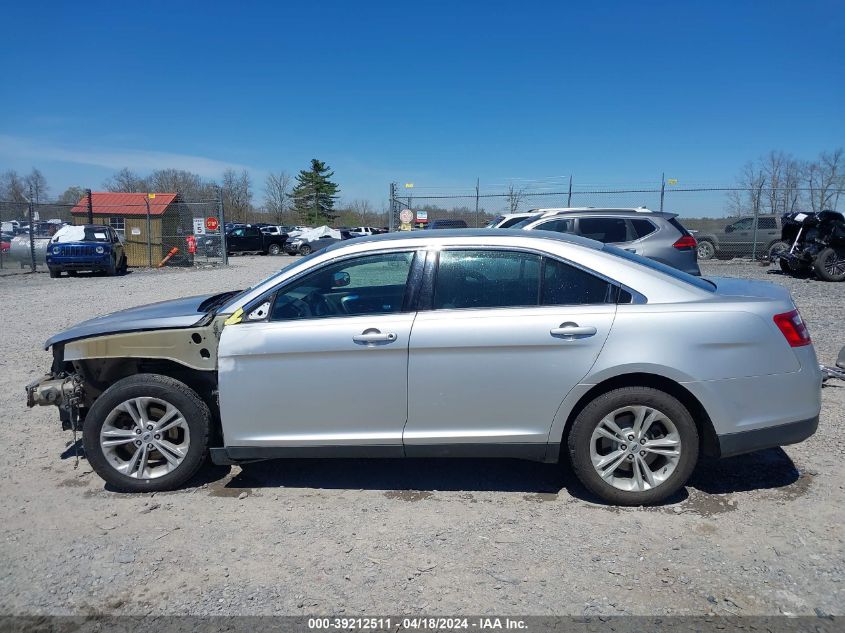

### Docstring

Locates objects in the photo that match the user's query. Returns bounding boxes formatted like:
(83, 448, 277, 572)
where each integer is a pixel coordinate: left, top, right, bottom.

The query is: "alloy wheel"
(589, 405, 681, 492)
(100, 397, 191, 479)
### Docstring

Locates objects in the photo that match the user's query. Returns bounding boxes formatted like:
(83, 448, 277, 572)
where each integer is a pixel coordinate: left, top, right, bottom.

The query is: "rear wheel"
(814, 247, 845, 282)
(299, 244, 312, 256)
(696, 240, 715, 261)
(268, 243, 282, 256)
(567, 387, 699, 506)
(768, 241, 788, 261)
(105, 256, 117, 276)
(49, 268, 60, 278)
(82, 374, 211, 492)
(118, 255, 128, 275)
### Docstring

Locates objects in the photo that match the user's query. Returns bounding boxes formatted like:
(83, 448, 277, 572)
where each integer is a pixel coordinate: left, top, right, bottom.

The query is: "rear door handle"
(353, 329, 397, 344)
(550, 324, 597, 339)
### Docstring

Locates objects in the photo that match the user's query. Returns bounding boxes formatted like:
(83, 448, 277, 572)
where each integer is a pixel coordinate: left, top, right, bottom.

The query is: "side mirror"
(332, 271, 351, 288)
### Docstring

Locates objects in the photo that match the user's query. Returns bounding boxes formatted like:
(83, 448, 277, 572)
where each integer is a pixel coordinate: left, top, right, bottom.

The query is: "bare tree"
(804, 148, 845, 212)
(263, 171, 292, 225)
(146, 169, 208, 199)
(505, 184, 525, 214)
(221, 169, 253, 222)
(761, 151, 801, 215)
(727, 160, 766, 217)
(0, 170, 27, 202)
(57, 186, 86, 206)
(24, 168, 49, 204)
(103, 168, 144, 193)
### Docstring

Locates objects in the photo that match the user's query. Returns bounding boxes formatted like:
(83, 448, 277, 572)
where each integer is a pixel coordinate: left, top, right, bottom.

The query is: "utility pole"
(567, 175, 573, 207)
(218, 186, 228, 265)
(28, 184, 36, 272)
(659, 173, 665, 213)
(85, 188, 94, 224)
(474, 178, 480, 228)
(144, 195, 152, 267)
(389, 182, 396, 232)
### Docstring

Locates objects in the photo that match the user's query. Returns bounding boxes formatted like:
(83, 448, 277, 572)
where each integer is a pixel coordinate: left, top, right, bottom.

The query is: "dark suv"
(511, 208, 700, 275)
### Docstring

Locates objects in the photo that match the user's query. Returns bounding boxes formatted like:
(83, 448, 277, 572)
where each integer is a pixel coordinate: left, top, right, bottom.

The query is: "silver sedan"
(28, 229, 822, 505)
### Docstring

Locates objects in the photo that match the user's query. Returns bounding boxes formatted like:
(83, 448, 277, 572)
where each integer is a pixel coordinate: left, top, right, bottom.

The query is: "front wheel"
(567, 387, 699, 506)
(82, 374, 211, 492)
(814, 247, 845, 282)
(768, 241, 789, 261)
(696, 240, 715, 261)
(299, 244, 312, 256)
(118, 255, 128, 275)
(49, 268, 61, 278)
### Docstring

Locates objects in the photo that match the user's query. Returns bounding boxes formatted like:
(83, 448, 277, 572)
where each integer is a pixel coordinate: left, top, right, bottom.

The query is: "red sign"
(205, 216, 219, 231)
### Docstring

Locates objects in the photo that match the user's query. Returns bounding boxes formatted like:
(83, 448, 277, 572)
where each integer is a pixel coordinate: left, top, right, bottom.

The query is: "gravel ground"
(0, 256, 843, 617)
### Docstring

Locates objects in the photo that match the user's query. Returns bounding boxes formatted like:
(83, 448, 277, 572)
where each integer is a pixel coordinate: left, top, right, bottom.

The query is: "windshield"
(51, 226, 111, 243)
(509, 214, 543, 229)
(603, 244, 716, 291)
(485, 216, 505, 228)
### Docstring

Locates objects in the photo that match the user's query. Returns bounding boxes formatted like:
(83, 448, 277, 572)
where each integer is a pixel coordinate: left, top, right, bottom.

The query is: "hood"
(45, 293, 218, 349)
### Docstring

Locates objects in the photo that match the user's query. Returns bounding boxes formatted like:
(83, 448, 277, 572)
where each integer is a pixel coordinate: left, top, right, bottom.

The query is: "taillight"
(773, 309, 811, 347)
(673, 235, 697, 250)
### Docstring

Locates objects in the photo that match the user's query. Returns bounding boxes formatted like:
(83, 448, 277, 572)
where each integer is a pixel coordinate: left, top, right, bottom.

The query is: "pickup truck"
(225, 225, 288, 256)
(694, 216, 785, 260)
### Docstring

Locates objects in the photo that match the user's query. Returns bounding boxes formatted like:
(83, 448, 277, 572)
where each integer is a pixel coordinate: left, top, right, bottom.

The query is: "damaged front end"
(26, 344, 85, 432)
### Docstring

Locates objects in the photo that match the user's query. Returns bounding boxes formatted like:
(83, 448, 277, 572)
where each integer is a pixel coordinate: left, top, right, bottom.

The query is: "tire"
(105, 256, 117, 277)
(49, 268, 60, 278)
(696, 240, 715, 261)
(813, 247, 845, 282)
(567, 387, 699, 506)
(118, 255, 128, 275)
(82, 374, 211, 493)
(67, 270, 77, 277)
(767, 241, 788, 261)
(268, 243, 282, 256)
(299, 244, 312, 256)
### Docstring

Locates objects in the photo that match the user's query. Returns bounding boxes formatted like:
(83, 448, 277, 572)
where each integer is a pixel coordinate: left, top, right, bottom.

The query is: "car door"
(722, 217, 753, 252)
(404, 249, 617, 458)
(227, 228, 245, 252)
(244, 226, 262, 250)
(218, 250, 421, 453)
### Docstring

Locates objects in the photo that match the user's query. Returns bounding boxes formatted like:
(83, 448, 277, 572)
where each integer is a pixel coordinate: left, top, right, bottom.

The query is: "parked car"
(1, 232, 12, 253)
(226, 225, 288, 256)
(425, 219, 468, 230)
(775, 210, 845, 281)
(45, 224, 127, 278)
(261, 225, 293, 237)
(694, 216, 784, 261)
(510, 208, 700, 275)
(349, 226, 383, 237)
(285, 227, 354, 255)
(27, 229, 821, 505)
(485, 213, 538, 228)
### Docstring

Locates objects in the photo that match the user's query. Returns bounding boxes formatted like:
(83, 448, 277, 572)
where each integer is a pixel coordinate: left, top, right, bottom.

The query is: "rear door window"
(758, 217, 777, 230)
(577, 218, 629, 243)
(541, 258, 614, 305)
(433, 250, 541, 309)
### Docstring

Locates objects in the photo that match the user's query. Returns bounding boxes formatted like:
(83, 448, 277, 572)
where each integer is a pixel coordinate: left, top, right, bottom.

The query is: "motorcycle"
(773, 210, 845, 281)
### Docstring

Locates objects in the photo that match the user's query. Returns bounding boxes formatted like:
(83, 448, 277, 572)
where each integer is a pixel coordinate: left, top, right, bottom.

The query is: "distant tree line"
(728, 148, 844, 217)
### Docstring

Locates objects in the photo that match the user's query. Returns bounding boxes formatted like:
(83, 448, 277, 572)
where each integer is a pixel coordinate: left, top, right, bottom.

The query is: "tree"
(264, 171, 293, 225)
(146, 169, 208, 199)
(103, 168, 144, 193)
(221, 168, 253, 222)
(761, 151, 801, 215)
(291, 159, 340, 225)
(57, 186, 86, 206)
(0, 170, 27, 202)
(24, 168, 49, 204)
(727, 160, 766, 217)
(505, 184, 526, 214)
(804, 148, 845, 212)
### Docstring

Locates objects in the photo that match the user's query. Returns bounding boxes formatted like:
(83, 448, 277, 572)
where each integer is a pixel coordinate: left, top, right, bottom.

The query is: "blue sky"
(0, 0, 843, 214)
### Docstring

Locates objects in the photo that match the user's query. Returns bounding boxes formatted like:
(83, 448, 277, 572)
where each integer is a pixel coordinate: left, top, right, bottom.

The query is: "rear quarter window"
(629, 219, 657, 239)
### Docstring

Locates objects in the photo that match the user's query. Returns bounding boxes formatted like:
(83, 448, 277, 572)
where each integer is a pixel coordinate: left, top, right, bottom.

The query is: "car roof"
(528, 208, 677, 219)
(323, 228, 603, 253)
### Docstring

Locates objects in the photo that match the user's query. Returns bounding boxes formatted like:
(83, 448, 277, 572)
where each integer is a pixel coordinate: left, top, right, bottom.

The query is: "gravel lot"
(0, 256, 843, 617)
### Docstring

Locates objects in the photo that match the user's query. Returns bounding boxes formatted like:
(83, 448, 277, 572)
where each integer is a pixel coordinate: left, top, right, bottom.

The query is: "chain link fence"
(389, 182, 843, 261)
(1, 196, 227, 276)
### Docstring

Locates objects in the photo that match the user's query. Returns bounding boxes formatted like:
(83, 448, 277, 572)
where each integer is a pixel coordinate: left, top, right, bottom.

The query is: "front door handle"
(550, 323, 597, 339)
(353, 329, 398, 344)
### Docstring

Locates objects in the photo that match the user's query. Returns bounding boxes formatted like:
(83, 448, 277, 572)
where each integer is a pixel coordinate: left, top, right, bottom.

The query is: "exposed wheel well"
(74, 357, 222, 446)
(562, 372, 720, 458)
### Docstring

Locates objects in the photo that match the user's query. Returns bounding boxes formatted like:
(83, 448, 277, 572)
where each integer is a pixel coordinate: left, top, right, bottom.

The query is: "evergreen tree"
(291, 159, 340, 225)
